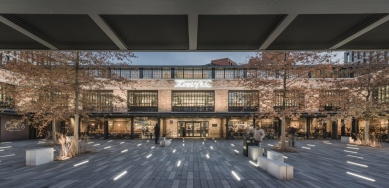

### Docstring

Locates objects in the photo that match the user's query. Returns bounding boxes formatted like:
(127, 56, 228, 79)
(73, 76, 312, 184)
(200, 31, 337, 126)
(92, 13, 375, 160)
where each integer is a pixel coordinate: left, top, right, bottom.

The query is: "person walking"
(253, 125, 265, 147)
(289, 125, 297, 147)
(154, 123, 160, 144)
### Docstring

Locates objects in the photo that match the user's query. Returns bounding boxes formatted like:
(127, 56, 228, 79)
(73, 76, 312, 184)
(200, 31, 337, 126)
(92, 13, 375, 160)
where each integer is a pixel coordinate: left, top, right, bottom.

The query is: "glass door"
(186, 122, 193, 137)
(193, 122, 201, 136)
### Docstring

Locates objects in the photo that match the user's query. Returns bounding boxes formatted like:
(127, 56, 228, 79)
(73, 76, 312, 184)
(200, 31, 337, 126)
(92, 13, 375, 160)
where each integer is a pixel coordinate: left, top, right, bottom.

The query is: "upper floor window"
(319, 90, 345, 111)
(128, 91, 158, 112)
(83, 90, 113, 112)
(273, 90, 304, 111)
(228, 91, 258, 112)
(374, 86, 389, 104)
(0, 83, 14, 109)
(172, 91, 214, 112)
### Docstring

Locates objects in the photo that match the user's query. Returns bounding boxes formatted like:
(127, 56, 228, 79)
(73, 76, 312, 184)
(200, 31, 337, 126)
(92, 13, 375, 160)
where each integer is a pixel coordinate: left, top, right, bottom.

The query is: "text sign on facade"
(174, 80, 212, 89)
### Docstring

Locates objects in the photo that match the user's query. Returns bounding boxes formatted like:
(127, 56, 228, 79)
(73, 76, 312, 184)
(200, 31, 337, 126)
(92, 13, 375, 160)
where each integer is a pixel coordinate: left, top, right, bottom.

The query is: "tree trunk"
(364, 118, 369, 143)
(280, 115, 286, 150)
(52, 120, 56, 144)
(73, 52, 80, 155)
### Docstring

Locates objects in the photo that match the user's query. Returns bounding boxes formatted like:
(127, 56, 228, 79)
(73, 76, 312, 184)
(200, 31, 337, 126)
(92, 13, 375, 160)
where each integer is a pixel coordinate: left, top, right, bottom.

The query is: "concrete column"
(306, 117, 311, 140)
(131, 117, 134, 139)
(226, 116, 229, 140)
(104, 120, 108, 139)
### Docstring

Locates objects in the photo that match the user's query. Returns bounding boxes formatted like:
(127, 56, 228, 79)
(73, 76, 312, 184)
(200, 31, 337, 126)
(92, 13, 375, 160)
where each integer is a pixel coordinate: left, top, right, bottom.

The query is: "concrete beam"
(259, 14, 297, 50)
(330, 15, 389, 49)
(0, 16, 57, 49)
(188, 14, 198, 50)
(88, 14, 127, 50)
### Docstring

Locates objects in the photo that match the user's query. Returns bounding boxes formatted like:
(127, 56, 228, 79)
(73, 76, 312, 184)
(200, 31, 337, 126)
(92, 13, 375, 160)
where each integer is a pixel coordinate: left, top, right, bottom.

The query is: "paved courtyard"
(0, 138, 388, 188)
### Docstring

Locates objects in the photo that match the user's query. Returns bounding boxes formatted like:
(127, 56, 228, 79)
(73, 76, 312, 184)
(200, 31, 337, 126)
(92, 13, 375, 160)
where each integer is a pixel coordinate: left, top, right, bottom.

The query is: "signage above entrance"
(174, 80, 212, 89)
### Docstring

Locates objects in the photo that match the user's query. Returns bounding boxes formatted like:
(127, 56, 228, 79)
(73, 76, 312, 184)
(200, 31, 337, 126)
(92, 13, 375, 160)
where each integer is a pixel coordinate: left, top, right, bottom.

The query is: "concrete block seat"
(160, 139, 171, 147)
(257, 150, 293, 180)
(26, 148, 54, 166)
(267, 160, 293, 180)
(267, 151, 284, 162)
(248, 146, 264, 161)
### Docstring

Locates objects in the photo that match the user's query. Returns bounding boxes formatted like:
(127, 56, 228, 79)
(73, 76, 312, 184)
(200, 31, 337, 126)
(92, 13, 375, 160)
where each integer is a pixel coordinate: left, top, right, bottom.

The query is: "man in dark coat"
(154, 123, 160, 144)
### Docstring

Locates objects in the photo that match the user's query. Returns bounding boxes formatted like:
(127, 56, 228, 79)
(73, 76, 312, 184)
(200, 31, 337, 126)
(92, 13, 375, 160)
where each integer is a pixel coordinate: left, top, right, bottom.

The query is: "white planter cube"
(26, 148, 54, 166)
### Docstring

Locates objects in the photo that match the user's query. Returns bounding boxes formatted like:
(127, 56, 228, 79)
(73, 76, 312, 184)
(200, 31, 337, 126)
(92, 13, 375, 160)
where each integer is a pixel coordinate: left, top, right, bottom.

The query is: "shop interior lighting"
(302, 147, 311, 150)
(121, 149, 128, 153)
(234, 150, 239, 153)
(173, 149, 176, 153)
(347, 155, 363, 159)
(177, 160, 181, 167)
(0, 146, 12, 149)
(307, 144, 315, 146)
(74, 160, 89, 167)
(344, 150, 357, 154)
(346, 172, 375, 182)
(104, 146, 111, 149)
(0, 154, 15, 157)
(249, 161, 258, 167)
(346, 147, 359, 150)
(206, 154, 209, 159)
(146, 154, 152, 158)
(113, 171, 127, 180)
(347, 161, 368, 167)
(87, 142, 94, 144)
(231, 171, 240, 181)
(94, 144, 100, 146)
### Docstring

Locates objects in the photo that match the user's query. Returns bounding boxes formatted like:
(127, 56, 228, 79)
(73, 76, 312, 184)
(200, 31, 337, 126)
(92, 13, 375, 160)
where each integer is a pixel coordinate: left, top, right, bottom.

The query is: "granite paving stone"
(0, 139, 388, 187)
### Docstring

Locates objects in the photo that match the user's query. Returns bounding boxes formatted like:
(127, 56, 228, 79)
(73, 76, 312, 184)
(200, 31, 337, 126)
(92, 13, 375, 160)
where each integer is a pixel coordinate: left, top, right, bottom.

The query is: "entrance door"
(193, 122, 201, 137)
(185, 122, 193, 137)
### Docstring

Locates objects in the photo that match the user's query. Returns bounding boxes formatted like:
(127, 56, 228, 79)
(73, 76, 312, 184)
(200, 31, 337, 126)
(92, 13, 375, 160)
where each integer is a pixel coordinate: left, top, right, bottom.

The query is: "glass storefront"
(108, 119, 131, 139)
(177, 121, 209, 137)
(228, 118, 255, 138)
(133, 117, 158, 139)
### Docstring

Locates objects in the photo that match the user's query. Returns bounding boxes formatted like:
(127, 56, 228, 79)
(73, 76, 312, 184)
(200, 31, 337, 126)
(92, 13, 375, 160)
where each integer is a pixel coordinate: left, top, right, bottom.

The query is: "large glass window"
(0, 83, 14, 109)
(215, 69, 224, 79)
(83, 90, 113, 112)
(375, 85, 389, 104)
(319, 90, 345, 111)
(273, 90, 304, 111)
(128, 91, 158, 112)
(225, 69, 234, 79)
(228, 91, 259, 112)
(134, 117, 158, 139)
(172, 91, 214, 112)
(143, 69, 153, 79)
(162, 68, 171, 79)
(203, 69, 212, 79)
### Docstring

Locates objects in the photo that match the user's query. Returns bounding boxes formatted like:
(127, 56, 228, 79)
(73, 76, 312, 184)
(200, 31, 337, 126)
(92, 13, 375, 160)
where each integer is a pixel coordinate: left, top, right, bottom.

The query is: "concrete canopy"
(0, 0, 389, 51)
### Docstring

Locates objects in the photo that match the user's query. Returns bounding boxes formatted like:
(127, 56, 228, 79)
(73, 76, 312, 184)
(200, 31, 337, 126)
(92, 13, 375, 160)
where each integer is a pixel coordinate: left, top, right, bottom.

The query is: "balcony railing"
(172, 106, 214, 112)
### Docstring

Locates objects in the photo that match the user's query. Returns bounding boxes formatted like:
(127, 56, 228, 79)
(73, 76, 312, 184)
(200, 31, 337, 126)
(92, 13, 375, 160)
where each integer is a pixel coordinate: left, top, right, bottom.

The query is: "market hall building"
(1, 58, 388, 142)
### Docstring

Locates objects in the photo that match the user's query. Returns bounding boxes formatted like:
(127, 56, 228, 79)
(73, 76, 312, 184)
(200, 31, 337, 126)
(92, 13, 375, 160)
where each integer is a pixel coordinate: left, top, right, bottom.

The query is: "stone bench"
(267, 160, 293, 180)
(257, 151, 293, 180)
(248, 146, 264, 161)
(257, 156, 272, 171)
(26, 148, 54, 166)
(160, 140, 171, 147)
(267, 151, 284, 162)
(341, 136, 354, 144)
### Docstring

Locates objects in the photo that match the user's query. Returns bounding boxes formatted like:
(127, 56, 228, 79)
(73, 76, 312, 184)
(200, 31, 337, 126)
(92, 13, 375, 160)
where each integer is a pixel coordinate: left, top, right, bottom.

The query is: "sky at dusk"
(131, 51, 345, 65)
